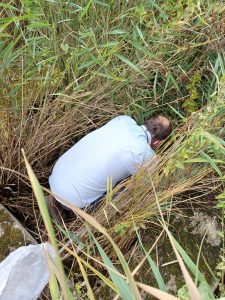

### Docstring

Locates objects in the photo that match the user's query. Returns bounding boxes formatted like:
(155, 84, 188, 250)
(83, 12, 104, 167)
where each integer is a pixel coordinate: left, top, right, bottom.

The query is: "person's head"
(145, 115, 172, 149)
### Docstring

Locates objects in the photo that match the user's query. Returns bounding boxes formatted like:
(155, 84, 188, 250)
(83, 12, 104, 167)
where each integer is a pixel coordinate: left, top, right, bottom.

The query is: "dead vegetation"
(0, 1, 225, 298)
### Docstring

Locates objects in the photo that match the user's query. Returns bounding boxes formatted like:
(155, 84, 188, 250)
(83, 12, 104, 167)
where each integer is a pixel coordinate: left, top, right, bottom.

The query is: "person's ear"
(150, 139, 163, 149)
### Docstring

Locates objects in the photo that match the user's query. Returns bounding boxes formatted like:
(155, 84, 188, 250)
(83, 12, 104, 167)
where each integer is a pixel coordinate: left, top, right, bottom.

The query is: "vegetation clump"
(0, 0, 225, 299)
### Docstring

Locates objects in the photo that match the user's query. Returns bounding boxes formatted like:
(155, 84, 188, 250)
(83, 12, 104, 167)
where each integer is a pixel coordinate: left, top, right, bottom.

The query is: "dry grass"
(0, 86, 123, 216)
(0, 0, 224, 263)
(1, 74, 224, 253)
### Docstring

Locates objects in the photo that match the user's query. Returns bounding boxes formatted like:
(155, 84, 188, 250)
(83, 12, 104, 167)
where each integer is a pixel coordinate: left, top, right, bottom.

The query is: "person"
(47, 115, 171, 222)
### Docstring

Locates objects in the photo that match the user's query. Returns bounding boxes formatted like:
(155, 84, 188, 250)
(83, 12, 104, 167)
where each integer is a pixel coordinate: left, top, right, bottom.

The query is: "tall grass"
(88, 87, 224, 253)
(1, 0, 224, 222)
(0, 0, 225, 298)
(24, 154, 225, 299)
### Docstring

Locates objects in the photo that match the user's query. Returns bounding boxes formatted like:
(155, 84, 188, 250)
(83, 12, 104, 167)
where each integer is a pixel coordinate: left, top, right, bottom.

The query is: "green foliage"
(178, 285, 190, 300)
(216, 192, 225, 209)
(1, 0, 224, 117)
(91, 232, 136, 300)
(136, 229, 167, 292)
(172, 236, 214, 299)
(182, 72, 201, 114)
(115, 223, 129, 237)
(164, 90, 225, 177)
(1, 0, 225, 298)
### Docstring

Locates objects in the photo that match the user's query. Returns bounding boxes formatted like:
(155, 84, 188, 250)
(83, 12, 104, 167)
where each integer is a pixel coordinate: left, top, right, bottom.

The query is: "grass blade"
(167, 232, 201, 300)
(168, 105, 186, 120)
(22, 150, 73, 300)
(200, 151, 222, 178)
(50, 193, 142, 300)
(81, 0, 93, 18)
(48, 268, 61, 300)
(130, 41, 157, 60)
(136, 229, 167, 292)
(66, 246, 117, 292)
(107, 29, 127, 35)
(114, 53, 143, 75)
(91, 233, 135, 300)
(136, 282, 178, 300)
(147, 0, 168, 20)
(201, 131, 225, 153)
(69, 247, 95, 300)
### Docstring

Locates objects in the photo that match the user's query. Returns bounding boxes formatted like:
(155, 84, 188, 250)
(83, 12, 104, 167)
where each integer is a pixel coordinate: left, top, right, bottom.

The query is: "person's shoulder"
(133, 140, 154, 155)
(111, 115, 136, 125)
(121, 140, 155, 174)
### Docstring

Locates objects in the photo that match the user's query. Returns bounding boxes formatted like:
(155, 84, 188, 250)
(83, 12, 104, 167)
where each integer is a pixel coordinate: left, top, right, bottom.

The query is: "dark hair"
(145, 115, 172, 140)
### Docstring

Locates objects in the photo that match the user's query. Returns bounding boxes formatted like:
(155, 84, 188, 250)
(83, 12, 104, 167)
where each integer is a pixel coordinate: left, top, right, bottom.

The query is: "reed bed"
(65, 95, 224, 255)
(0, 0, 225, 298)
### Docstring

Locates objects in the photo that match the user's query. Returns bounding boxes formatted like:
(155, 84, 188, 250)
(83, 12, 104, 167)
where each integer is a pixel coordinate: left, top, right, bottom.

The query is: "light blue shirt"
(49, 115, 154, 208)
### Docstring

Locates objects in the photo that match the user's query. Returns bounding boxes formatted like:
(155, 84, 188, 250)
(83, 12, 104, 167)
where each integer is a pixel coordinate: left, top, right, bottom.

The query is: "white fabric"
(0, 243, 54, 300)
(49, 115, 154, 208)
(140, 125, 151, 143)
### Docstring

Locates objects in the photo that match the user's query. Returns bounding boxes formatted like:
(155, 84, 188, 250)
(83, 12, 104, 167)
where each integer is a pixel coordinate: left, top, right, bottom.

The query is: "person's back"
(49, 115, 154, 208)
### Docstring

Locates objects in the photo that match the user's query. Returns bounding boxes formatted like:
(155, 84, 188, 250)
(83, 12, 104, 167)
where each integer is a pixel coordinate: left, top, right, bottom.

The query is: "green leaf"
(22, 150, 73, 300)
(78, 59, 96, 70)
(168, 104, 186, 120)
(215, 193, 225, 200)
(81, 0, 93, 18)
(200, 131, 225, 155)
(91, 233, 135, 300)
(147, 0, 168, 20)
(172, 237, 214, 299)
(93, 0, 109, 7)
(178, 285, 189, 300)
(114, 53, 143, 75)
(107, 29, 127, 35)
(130, 41, 157, 60)
(136, 229, 167, 292)
(98, 41, 119, 48)
(61, 43, 69, 53)
(1, 35, 21, 67)
(0, 32, 11, 38)
(27, 21, 51, 29)
(49, 270, 61, 300)
(0, 3, 19, 10)
(135, 26, 147, 46)
(200, 151, 222, 178)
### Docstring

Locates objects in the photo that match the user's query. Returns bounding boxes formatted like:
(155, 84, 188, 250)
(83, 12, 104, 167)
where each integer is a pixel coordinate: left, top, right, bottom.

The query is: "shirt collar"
(140, 125, 151, 143)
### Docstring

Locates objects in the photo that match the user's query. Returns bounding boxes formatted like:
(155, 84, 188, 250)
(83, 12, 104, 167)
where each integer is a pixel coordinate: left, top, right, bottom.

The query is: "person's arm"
(123, 147, 155, 176)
